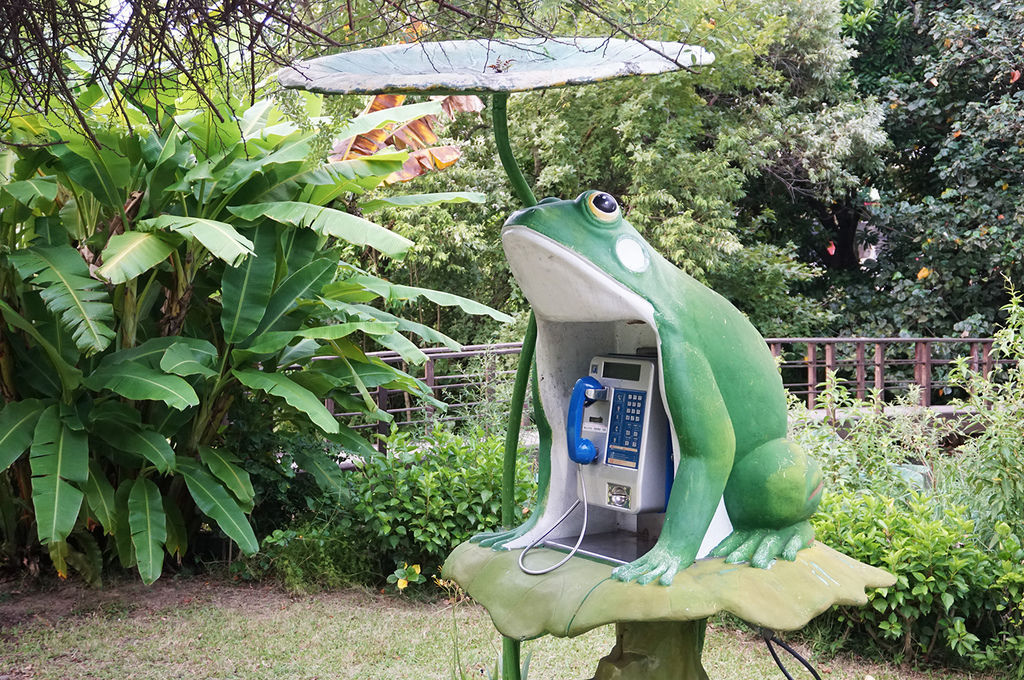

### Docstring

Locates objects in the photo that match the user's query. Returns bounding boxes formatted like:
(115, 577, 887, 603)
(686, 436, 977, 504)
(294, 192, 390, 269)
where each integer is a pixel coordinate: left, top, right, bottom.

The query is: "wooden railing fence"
(331, 337, 1011, 434)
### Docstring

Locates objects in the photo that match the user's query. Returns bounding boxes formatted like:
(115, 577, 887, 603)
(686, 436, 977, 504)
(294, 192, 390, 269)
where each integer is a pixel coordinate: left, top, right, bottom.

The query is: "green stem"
(502, 636, 521, 680)
(492, 93, 537, 208)
(121, 280, 138, 349)
(492, 91, 538, 680)
(189, 347, 233, 452)
(501, 312, 536, 527)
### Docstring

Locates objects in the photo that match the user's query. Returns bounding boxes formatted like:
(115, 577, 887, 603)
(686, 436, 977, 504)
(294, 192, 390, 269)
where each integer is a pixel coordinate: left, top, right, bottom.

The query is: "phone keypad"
(607, 389, 646, 469)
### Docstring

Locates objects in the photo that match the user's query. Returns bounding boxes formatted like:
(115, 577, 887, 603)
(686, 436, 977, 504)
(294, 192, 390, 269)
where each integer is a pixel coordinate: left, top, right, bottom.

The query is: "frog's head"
(501, 191, 661, 322)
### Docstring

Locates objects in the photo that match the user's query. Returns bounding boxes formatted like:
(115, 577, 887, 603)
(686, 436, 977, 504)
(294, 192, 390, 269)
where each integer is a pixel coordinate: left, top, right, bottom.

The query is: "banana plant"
(0, 64, 500, 583)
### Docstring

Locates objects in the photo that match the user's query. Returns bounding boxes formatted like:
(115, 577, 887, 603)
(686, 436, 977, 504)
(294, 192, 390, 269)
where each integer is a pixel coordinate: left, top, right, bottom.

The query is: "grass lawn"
(0, 576, 997, 680)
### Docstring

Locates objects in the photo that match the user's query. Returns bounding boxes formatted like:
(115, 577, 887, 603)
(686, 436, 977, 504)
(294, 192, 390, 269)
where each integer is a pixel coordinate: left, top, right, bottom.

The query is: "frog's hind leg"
(710, 438, 822, 568)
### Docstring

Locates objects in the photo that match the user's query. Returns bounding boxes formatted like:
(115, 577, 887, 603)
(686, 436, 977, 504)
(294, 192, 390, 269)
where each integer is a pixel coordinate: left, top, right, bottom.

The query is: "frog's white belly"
(502, 227, 656, 323)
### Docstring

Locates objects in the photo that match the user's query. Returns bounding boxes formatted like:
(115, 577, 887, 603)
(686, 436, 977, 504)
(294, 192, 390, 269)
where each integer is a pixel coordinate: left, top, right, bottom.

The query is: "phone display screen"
(602, 361, 641, 382)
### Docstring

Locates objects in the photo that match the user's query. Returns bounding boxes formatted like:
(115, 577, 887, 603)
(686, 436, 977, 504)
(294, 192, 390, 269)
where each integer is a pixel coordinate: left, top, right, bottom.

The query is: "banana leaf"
(9, 244, 115, 355)
(199, 447, 255, 510)
(29, 405, 88, 545)
(228, 202, 412, 259)
(0, 399, 46, 470)
(233, 369, 340, 434)
(176, 457, 258, 555)
(97, 231, 179, 284)
(84, 460, 117, 535)
(221, 224, 276, 344)
(143, 215, 255, 267)
(128, 477, 166, 585)
(360, 191, 486, 212)
(324, 274, 512, 322)
(85, 362, 200, 411)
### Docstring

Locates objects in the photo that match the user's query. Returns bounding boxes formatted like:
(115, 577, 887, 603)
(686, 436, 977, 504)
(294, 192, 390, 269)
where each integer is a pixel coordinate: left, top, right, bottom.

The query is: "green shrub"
(347, 425, 535, 580)
(222, 395, 337, 537)
(810, 491, 1024, 673)
(797, 290, 1024, 673)
(790, 379, 951, 499)
(240, 424, 535, 591)
(943, 287, 1024, 544)
(238, 513, 373, 593)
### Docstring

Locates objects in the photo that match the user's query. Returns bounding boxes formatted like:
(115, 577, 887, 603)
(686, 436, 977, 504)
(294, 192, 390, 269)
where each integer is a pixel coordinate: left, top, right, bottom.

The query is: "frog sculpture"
(473, 191, 823, 586)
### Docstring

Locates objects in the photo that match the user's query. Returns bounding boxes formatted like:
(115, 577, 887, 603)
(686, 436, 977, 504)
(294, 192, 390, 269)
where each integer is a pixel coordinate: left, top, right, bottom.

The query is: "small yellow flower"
(397, 578, 409, 590)
(410, 564, 421, 575)
(917, 267, 932, 280)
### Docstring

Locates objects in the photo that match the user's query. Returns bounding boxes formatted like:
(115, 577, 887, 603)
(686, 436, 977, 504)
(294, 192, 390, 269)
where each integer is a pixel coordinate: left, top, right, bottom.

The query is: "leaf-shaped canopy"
(279, 38, 714, 95)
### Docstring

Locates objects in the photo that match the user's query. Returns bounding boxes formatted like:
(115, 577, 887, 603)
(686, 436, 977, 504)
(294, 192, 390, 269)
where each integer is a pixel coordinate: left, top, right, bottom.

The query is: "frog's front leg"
(611, 343, 736, 586)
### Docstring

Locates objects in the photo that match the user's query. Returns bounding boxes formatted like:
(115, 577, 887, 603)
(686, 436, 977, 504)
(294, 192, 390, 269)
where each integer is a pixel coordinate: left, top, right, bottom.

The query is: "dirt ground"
(0, 575, 281, 629)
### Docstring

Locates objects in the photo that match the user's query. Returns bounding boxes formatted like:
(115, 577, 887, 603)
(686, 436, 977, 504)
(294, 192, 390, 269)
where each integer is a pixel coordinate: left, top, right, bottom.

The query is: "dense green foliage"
(369, 0, 885, 340)
(241, 425, 535, 592)
(813, 493, 1024, 671)
(0, 64, 501, 584)
(835, 0, 1024, 335)
(368, 0, 1023, 340)
(797, 293, 1024, 671)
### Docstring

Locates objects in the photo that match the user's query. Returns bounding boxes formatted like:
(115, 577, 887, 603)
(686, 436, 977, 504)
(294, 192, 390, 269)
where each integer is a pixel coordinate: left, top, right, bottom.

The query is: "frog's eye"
(587, 192, 620, 223)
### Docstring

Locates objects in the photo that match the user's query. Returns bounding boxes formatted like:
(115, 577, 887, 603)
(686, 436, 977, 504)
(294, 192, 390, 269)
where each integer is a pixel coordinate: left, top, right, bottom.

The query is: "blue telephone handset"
(567, 376, 603, 464)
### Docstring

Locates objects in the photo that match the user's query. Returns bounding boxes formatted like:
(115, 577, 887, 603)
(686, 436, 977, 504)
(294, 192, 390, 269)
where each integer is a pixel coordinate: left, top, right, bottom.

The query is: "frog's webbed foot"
(470, 513, 539, 550)
(470, 527, 518, 549)
(610, 544, 695, 586)
(708, 521, 814, 569)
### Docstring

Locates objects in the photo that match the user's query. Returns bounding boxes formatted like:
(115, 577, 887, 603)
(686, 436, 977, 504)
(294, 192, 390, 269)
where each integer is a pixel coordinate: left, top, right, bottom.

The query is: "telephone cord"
(517, 463, 590, 575)
(761, 628, 822, 680)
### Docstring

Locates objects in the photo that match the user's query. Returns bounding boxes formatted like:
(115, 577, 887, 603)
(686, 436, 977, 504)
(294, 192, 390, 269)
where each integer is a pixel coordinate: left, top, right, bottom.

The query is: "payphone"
(518, 352, 673, 574)
(570, 354, 672, 513)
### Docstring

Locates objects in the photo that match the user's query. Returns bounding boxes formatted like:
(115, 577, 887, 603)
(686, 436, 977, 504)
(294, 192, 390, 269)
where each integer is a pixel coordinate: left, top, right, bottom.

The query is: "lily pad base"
(592, 620, 709, 680)
(441, 541, 895, 640)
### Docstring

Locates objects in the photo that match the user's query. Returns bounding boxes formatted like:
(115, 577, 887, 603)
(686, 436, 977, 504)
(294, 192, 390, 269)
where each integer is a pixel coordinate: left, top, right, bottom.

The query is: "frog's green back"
(644, 260, 789, 455)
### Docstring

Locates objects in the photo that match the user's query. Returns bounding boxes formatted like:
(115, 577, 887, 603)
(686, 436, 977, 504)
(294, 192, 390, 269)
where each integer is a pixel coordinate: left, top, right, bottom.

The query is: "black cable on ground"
(761, 628, 822, 680)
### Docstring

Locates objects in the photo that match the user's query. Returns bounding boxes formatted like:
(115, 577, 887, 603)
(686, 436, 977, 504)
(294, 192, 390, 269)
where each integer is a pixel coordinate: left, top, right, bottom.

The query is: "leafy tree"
(371, 0, 886, 338)
(836, 0, 1024, 336)
(0, 65, 500, 583)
